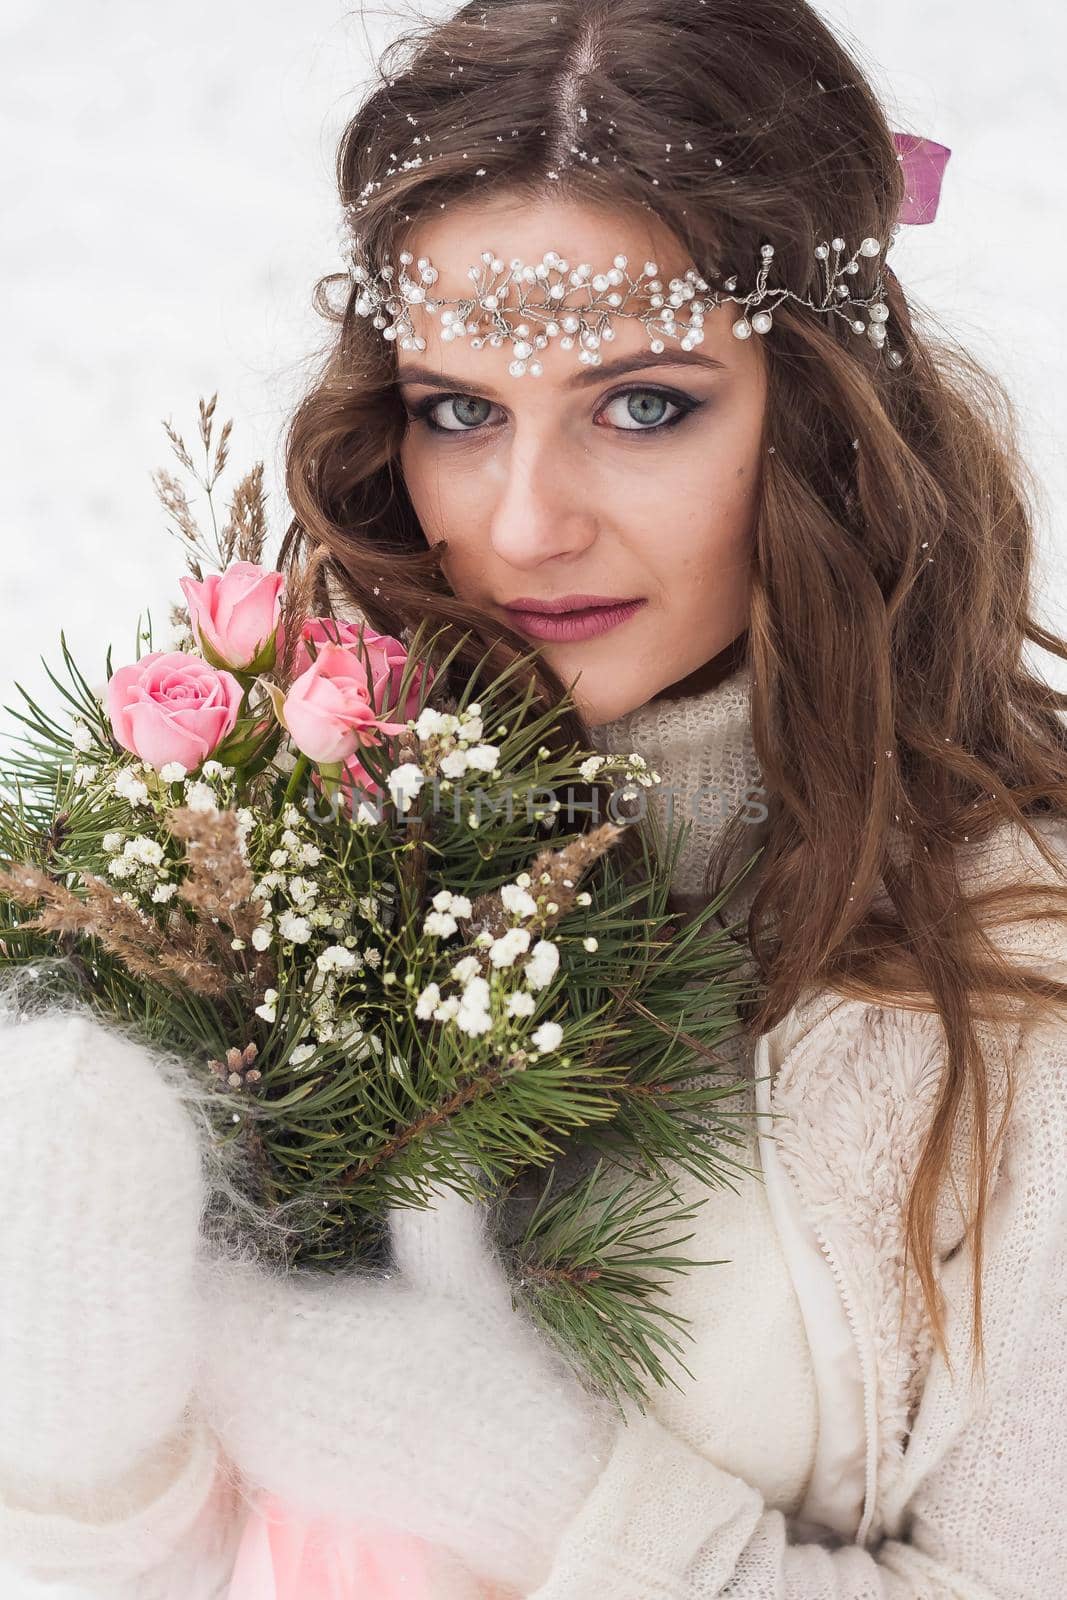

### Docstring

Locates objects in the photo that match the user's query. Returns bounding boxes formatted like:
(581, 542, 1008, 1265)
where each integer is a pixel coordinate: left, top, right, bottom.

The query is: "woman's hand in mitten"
(199, 1174, 618, 1596)
(0, 1006, 216, 1523)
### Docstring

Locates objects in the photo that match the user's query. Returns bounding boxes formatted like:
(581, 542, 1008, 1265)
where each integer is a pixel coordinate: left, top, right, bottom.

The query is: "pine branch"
(512, 1158, 727, 1410)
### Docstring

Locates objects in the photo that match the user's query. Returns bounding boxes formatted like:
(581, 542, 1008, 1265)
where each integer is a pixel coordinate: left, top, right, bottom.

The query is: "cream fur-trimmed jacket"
(0, 660, 1065, 1599)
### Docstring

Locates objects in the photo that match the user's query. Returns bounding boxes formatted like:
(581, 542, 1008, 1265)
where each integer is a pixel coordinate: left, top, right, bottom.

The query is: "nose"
(486, 422, 599, 569)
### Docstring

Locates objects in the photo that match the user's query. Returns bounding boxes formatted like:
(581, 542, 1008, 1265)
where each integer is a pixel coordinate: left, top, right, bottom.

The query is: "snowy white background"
(0, 2, 1063, 1594)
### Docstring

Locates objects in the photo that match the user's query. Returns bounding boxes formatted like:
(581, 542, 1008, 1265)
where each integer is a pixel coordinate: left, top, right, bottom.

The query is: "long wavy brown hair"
(274, 0, 1067, 1378)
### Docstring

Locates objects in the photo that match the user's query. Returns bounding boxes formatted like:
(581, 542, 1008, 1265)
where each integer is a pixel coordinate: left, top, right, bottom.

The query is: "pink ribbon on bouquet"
(892, 131, 951, 224)
(227, 1491, 514, 1600)
(227, 1493, 438, 1600)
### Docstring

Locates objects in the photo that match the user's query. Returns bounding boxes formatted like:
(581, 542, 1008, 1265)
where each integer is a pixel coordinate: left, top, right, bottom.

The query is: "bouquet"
(0, 396, 764, 1406)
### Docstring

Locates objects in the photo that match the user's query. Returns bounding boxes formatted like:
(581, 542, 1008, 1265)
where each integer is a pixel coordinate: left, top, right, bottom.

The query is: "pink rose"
(294, 619, 433, 725)
(107, 651, 243, 771)
(180, 561, 285, 673)
(282, 644, 409, 765)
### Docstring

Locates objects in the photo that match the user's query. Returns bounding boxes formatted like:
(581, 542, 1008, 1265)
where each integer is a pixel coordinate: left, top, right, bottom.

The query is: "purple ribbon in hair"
(892, 132, 951, 224)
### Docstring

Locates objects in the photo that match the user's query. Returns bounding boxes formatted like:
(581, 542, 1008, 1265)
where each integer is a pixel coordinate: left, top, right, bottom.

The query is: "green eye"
(406, 385, 701, 439)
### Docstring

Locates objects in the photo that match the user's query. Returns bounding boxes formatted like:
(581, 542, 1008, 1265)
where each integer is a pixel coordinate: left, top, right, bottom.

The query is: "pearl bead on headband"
(338, 133, 950, 379)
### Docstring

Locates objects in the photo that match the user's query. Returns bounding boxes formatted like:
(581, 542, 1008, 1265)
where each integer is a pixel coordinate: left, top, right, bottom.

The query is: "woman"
(2, 0, 1066, 1595)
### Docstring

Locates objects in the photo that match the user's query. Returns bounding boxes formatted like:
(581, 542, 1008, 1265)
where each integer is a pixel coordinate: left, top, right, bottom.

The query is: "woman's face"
(395, 192, 769, 724)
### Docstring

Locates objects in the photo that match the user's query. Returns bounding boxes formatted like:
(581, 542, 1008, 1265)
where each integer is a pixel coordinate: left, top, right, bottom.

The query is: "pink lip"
(503, 597, 647, 642)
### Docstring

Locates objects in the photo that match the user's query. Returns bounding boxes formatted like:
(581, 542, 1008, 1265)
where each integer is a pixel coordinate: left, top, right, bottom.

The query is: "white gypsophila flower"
(71, 720, 94, 753)
(113, 767, 150, 807)
(415, 981, 441, 1020)
(579, 755, 606, 781)
(449, 894, 472, 919)
(102, 830, 124, 854)
(458, 714, 484, 744)
(414, 706, 448, 739)
(309, 907, 333, 928)
(255, 988, 279, 1024)
(489, 927, 532, 968)
(281, 828, 302, 852)
(516, 872, 532, 888)
(363, 946, 382, 968)
(423, 910, 458, 939)
(387, 762, 426, 813)
(439, 748, 469, 779)
(461, 975, 490, 1010)
(583, 936, 599, 952)
(299, 842, 322, 867)
(290, 1042, 317, 1067)
(433, 994, 460, 1023)
(73, 763, 98, 785)
(159, 761, 187, 784)
(354, 799, 383, 826)
(531, 1020, 563, 1054)
(269, 848, 289, 869)
(288, 875, 318, 908)
(251, 924, 273, 951)
(107, 856, 134, 879)
(317, 944, 357, 973)
(524, 939, 560, 991)
(576, 891, 592, 907)
(500, 883, 538, 920)
(431, 889, 454, 912)
(506, 990, 536, 1018)
(456, 975, 492, 1036)
(123, 837, 164, 867)
(281, 804, 302, 828)
(450, 954, 481, 984)
(278, 910, 312, 944)
(201, 759, 225, 781)
(184, 780, 218, 814)
(464, 743, 500, 772)
(151, 882, 178, 904)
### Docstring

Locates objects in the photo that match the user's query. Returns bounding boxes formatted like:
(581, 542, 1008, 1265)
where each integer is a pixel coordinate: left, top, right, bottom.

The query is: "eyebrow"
(395, 348, 728, 394)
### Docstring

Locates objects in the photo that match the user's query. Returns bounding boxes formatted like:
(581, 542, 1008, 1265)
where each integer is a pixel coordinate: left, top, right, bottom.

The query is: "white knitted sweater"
(2, 661, 1066, 1598)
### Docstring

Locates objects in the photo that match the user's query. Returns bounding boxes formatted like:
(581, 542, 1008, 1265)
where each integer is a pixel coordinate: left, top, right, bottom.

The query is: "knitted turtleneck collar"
(587, 658, 768, 916)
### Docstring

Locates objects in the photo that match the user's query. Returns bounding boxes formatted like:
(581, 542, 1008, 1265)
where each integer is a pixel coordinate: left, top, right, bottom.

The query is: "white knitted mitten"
(0, 1007, 224, 1579)
(200, 1176, 617, 1595)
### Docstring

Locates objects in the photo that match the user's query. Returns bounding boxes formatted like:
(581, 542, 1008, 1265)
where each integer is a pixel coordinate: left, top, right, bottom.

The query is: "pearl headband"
(337, 133, 950, 378)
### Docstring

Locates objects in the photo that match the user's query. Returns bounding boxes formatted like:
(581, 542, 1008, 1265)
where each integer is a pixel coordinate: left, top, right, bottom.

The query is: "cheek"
(398, 435, 488, 576)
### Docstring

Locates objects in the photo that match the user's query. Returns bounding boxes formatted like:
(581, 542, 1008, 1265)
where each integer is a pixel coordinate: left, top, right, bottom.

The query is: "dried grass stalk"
(0, 861, 229, 997)
(466, 821, 626, 943)
(151, 467, 206, 579)
(226, 461, 268, 566)
(167, 806, 259, 941)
